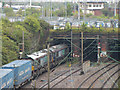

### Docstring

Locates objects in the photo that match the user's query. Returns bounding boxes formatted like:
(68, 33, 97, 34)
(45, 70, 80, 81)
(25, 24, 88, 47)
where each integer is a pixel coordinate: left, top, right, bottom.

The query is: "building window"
(89, 5, 91, 7)
(99, 5, 101, 7)
(93, 5, 95, 7)
(96, 5, 98, 7)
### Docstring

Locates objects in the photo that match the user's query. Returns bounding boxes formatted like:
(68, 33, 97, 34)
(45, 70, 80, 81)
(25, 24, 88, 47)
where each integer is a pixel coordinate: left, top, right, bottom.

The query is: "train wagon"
(2, 60, 32, 87)
(0, 69, 14, 89)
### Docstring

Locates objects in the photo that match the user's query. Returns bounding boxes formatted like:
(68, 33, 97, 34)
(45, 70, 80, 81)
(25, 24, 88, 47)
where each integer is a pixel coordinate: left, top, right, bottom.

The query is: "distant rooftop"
(80, 0, 107, 3)
(0, 0, 119, 3)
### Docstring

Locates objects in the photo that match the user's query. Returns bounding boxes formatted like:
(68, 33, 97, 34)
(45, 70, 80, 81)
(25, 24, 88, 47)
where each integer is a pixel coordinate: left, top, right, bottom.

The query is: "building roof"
(0, 0, 111, 3)
(79, 1, 107, 3)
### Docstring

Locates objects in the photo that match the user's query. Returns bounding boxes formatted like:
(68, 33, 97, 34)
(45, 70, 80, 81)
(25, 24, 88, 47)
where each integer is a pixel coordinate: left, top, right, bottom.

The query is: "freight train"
(0, 44, 69, 89)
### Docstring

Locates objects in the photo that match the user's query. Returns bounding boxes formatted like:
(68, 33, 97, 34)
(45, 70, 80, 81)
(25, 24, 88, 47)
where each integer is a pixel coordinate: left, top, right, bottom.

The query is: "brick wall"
(94, 10, 102, 16)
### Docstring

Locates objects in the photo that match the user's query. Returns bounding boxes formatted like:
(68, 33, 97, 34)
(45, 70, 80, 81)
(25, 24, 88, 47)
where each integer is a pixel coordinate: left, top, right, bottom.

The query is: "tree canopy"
(3, 8, 15, 17)
(1, 16, 50, 65)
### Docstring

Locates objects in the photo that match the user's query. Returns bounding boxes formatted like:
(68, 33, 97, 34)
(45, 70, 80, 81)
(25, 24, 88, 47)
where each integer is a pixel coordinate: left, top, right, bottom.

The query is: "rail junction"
(21, 31, 120, 89)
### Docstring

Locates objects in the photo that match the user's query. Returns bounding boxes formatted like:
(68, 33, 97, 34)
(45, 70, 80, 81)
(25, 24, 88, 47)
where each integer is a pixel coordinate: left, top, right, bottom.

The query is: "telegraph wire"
(83, 44, 97, 56)
(83, 39, 97, 51)
(83, 47, 97, 60)
(51, 50, 73, 72)
(107, 55, 120, 63)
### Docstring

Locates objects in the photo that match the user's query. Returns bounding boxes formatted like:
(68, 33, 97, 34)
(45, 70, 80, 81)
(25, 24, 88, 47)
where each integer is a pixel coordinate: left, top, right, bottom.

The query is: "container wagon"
(2, 60, 32, 88)
(0, 69, 14, 89)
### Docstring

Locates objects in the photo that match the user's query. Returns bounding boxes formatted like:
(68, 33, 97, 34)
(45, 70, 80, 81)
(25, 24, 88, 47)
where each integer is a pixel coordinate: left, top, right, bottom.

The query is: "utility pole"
(80, 32, 84, 75)
(24, 0, 26, 17)
(22, 31, 24, 53)
(114, 0, 117, 17)
(97, 35, 100, 63)
(50, 0, 52, 19)
(41, 1, 44, 18)
(42, 6, 44, 18)
(47, 42, 50, 89)
(71, 29, 73, 61)
(73, 0, 76, 18)
(83, 1, 86, 22)
(10, 0, 11, 7)
(30, 0, 31, 8)
(19, 31, 24, 59)
(78, 1, 80, 20)
(65, 2, 67, 18)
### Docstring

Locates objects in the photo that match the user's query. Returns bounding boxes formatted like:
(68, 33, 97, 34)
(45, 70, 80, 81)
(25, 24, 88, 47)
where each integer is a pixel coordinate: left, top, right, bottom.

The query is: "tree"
(16, 9, 23, 17)
(67, 3, 73, 16)
(38, 19, 50, 49)
(2, 17, 51, 64)
(81, 23, 87, 32)
(2, 2, 5, 7)
(2, 35, 19, 64)
(2, 18, 32, 57)
(24, 16, 41, 33)
(26, 8, 41, 18)
(86, 13, 93, 17)
(65, 22, 71, 30)
(73, 9, 83, 19)
(53, 7, 65, 17)
(3, 8, 15, 17)
(101, 8, 113, 17)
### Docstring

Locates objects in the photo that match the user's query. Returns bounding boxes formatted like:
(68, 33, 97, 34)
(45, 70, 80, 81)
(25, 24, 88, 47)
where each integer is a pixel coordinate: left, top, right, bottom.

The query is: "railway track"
(111, 75, 120, 88)
(78, 61, 119, 88)
(40, 67, 82, 88)
(101, 68, 120, 89)
(51, 68, 81, 88)
(88, 64, 119, 89)
(40, 61, 118, 88)
(39, 68, 73, 88)
(22, 60, 119, 89)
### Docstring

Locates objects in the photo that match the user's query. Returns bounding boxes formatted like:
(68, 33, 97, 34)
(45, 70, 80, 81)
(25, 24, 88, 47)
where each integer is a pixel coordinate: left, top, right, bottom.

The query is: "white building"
(79, 1, 107, 16)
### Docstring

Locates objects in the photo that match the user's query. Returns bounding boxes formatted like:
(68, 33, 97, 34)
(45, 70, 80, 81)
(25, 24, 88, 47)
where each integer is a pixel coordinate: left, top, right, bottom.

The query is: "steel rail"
(101, 68, 120, 89)
(88, 64, 119, 89)
(78, 61, 115, 88)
